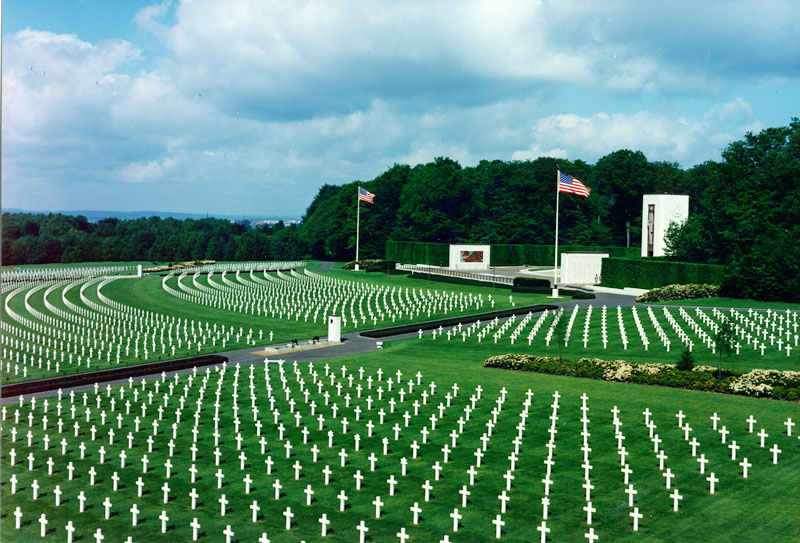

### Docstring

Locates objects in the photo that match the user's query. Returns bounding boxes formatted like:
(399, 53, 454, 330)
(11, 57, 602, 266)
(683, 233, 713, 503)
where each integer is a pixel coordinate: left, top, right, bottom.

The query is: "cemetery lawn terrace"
(2, 267, 560, 384)
(1, 337, 797, 543)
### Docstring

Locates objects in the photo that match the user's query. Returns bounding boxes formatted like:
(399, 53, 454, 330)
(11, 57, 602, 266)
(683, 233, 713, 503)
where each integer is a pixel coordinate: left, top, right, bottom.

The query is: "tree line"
(1, 214, 305, 265)
(3, 120, 797, 301)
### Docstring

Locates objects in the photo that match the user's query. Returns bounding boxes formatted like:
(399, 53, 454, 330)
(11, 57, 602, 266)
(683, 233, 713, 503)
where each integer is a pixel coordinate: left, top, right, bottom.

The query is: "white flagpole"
(551, 170, 560, 297)
(355, 186, 361, 271)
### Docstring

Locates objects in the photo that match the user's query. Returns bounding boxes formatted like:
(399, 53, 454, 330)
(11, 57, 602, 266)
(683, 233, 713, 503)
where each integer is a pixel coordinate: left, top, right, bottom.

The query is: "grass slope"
(1, 339, 797, 543)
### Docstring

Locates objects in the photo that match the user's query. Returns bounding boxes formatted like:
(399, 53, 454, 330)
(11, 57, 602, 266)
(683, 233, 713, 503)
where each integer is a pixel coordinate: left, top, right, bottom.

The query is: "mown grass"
(1, 338, 797, 543)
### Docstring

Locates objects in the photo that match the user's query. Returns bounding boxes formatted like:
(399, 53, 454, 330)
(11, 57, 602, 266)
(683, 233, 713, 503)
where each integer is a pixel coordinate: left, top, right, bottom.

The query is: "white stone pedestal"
(328, 316, 342, 343)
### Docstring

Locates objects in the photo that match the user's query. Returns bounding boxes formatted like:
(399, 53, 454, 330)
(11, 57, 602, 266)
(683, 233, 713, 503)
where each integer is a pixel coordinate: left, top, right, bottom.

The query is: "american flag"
(558, 172, 591, 197)
(358, 186, 375, 204)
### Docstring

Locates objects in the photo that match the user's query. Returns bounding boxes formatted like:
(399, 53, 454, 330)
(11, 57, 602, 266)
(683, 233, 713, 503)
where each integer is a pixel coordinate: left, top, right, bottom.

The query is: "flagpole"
(355, 186, 361, 271)
(551, 169, 560, 298)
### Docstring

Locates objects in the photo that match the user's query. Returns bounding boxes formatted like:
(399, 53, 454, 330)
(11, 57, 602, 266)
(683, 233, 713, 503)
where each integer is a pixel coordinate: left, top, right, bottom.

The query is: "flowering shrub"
(483, 354, 799, 401)
(635, 284, 721, 303)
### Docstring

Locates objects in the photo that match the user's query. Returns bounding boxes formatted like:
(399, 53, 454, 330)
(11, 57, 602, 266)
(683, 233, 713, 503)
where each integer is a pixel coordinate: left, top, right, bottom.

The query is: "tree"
(592, 150, 651, 247)
(553, 309, 568, 362)
(715, 318, 735, 378)
(675, 345, 695, 371)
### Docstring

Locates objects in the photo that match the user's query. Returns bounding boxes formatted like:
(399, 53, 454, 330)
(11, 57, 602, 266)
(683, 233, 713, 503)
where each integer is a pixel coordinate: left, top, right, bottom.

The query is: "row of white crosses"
(164, 266, 484, 330)
(1, 265, 134, 285)
(716, 307, 798, 357)
(422, 304, 795, 361)
(3, 356, 797, 542)
(2, 275, 257, 382)
(3, 359, 483, 542)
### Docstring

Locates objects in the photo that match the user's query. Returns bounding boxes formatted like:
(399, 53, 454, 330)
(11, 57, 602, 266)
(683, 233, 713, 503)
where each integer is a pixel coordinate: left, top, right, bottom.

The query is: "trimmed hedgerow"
(483, 354, 800, 401)
(601, 258, 724, 290)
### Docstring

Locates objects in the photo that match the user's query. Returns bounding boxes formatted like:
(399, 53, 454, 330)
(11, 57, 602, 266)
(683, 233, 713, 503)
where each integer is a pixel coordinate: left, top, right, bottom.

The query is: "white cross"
(537, 520, 550, 543)
(190, 518, 201, 541)
(493, 514, 505, 539)
(38, 513, 48, 537)
(102, 497, 112, 519)
(697, 454, 709, 474)
(357, 520, 369, 543)
(450, 507, 463, 531)
(304, 484, 315, 505)
(422, 480, 434, 502)
(757, 428, 768, 447)
(159, 510, 169, 533)
(65, 521, 76, 543)
(319, 513, 330, 536)
(189, 487, 199, 509)
(338, 490, 348, 511)
(283, 506, 294, 530)
(397, 527, 410, 542)
(94, 528, 104, 543)
(630, 507, 643, 531)
(785, 418, 795, 436)
(670, 488, 683, 511)
(223, 525, 235, 543)
(584, 501, 596, 524)
(739, 457, 752, 478)
(373, 495, 384, 518)
(585, 527, 599, 542)
(770, 443, 782, 464)
(746, 415, 757, 432)
(410, 502, 422, 524)
(706, 472, 719, 494)
(250, 500, 261, 522)
(219, 494, 229, 516)
(625, 484, 638, 506)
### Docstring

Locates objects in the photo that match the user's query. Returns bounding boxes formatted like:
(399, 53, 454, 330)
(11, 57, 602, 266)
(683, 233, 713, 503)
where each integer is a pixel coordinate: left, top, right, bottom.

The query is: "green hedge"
(385, 241, 450, 266)
(490, 244, 638, 266)
(512, 277, 551, 288)
(601, 257, 725, 289)
(386, 240, 637, 266)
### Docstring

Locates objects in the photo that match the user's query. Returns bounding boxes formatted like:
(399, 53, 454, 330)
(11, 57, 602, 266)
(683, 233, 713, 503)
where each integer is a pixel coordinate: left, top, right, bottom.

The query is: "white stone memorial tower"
(641, 195, 689, 257)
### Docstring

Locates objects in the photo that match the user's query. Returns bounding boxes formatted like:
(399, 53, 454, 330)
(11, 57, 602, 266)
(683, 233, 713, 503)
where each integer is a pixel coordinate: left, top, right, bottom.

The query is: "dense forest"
(3, 120, 798, 301)
(1, 215, 305, 265)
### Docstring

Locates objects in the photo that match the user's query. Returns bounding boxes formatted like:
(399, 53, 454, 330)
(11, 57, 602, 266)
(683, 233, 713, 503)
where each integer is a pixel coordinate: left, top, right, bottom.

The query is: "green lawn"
(1, 338, 797, 543)
(1, 268, 561, 384)
(431, 305, 800, 372)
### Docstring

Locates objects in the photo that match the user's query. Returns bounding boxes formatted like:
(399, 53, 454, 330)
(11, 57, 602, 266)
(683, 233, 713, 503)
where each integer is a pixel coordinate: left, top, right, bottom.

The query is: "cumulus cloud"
(3, 1, 798, 215)
(512, 99, 764, 166)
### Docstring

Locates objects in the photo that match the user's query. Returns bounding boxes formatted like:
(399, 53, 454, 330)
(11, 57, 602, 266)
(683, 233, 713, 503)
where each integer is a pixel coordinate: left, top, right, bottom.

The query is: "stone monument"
(448, 244, 490, 271)
(328, 315, 342, 343)
(641, 195, 689, 257)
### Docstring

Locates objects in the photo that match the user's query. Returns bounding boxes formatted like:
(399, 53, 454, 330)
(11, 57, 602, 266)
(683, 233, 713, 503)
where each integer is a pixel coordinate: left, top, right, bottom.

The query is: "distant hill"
(2, 208, 299, 224)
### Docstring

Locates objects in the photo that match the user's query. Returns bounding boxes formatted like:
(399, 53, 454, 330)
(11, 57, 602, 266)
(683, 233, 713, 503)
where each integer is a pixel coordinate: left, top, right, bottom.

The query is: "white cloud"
(513, 100, 764, 166)
(3, 1, 798, 215)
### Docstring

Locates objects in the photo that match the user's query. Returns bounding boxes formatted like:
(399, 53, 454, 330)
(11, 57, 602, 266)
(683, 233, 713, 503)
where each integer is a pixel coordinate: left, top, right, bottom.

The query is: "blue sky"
(3, 1, 799, 217)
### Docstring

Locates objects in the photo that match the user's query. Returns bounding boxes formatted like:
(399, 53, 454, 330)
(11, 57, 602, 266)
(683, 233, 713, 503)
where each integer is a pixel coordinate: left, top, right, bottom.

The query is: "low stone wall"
(1, 354, 228, 398)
